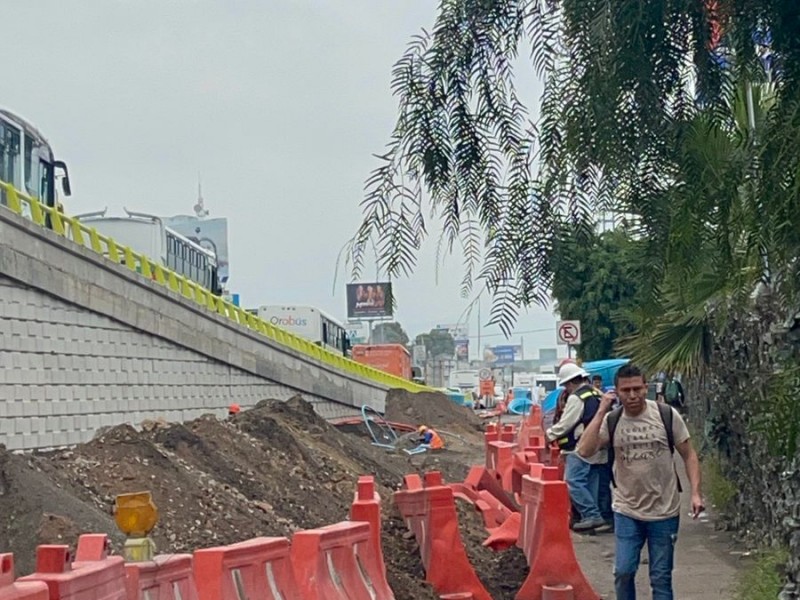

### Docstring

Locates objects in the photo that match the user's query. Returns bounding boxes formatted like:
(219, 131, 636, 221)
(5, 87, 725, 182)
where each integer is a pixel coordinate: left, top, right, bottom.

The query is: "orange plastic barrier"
(515, 469, 600, 600)
(463, 466, 518, 514)
(17, 538, 127, 600)
(516, 405, 545, 450)
(500, 424, 516, 443)
(0, 554, 48, 600)
(394, 473, 492, 600)
(291, 521, 393, 600)
(484, 423, 500, 461)
(125, 555, 198, 600)
(542, 583, 574, 599)
(483, 512, 521, 551)
(349, 475, 395, 600)
(486, 441, 516, 491)
(193, 537, 300, 600)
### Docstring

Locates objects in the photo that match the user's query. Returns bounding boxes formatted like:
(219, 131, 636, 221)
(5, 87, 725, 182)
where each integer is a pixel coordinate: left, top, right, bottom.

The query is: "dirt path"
(573, 468, 740, 599)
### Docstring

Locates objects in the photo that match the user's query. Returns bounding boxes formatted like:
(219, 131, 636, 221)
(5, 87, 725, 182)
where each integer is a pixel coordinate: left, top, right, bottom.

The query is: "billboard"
(164, 215, 230, 284)
(346, 282, 393, 319)
(346, 320, 370, 345)
(483, 344, 522, 366)
(455, 338, 469, 360)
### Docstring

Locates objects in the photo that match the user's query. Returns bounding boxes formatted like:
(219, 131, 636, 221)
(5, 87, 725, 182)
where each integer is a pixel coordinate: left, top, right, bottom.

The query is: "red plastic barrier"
(516, 405, 545, 450)
(349, 475, 395, 600)
(486, 441, 516, 491)
(193, 537, 301, 600)
(17, 537, 127, 600)
(394, 473, 492, 600)
(515, 470, 600, 600)
(484, 424, 500, 461)
(462, 466, 518, 514)
(542, 583, 574, 599)
(291, 521, 394, 600)
(500, 424, 516, 443)
(125, 555, 198, 600)
(0, 554, 48, 600)
(483, 512, 521, 551)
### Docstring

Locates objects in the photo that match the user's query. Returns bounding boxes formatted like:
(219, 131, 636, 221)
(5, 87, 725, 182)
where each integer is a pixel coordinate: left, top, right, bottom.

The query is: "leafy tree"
(351, 0, 800, 379)
(415, 328, 456, 359)
(371, 321, 410, 345)
(551, 229, 643, 360)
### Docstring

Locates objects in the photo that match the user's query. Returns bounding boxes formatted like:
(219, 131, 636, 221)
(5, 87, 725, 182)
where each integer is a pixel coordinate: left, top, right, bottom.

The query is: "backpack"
(607, 402, 683, 493)
(665, 379, 681, 406)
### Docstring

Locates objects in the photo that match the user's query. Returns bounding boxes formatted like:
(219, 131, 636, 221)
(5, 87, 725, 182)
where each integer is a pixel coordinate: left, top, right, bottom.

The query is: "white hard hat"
(557, 363, 589, 386)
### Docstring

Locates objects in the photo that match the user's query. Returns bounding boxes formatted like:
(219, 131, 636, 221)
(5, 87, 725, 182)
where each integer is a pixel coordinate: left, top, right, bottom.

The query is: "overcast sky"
(4, 1, 565, 359)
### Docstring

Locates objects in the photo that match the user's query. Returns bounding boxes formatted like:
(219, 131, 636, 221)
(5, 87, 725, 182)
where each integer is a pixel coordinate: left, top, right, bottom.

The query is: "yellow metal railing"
(0, 179, 433, 394)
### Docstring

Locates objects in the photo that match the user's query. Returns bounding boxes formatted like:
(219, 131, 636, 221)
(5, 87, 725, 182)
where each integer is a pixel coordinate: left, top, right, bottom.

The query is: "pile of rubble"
(0, 393, 514, 598)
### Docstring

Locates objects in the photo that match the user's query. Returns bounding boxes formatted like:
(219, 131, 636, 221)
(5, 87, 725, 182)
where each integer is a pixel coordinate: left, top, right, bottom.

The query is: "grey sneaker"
(595, 521, 614, 533)
(572, 517, 605, 532)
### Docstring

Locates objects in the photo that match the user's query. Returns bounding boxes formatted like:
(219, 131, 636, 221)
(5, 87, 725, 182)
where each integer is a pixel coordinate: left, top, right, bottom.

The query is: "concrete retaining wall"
(0, 208, 388, 450)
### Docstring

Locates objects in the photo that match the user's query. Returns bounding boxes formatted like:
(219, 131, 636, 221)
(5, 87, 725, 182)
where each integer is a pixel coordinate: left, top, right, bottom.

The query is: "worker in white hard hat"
(546, 362, 611, 533)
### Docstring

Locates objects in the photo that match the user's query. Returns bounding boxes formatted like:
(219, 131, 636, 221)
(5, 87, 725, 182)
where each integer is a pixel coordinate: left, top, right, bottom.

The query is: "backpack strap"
(656, 402, 675, 455)
(656, 402, 683, 493)
(606, 407, 623, 488)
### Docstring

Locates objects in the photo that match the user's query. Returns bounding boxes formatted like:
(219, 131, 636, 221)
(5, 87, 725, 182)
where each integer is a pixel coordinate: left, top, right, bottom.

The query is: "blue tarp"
(541, 358, 631, 413)
(508, 387, 533, 415)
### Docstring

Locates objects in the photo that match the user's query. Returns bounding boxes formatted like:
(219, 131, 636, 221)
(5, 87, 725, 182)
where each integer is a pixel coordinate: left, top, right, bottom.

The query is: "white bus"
(73, 208, 222, 295)
(257, 305, 349, 355)
(0, 108, 72, 222)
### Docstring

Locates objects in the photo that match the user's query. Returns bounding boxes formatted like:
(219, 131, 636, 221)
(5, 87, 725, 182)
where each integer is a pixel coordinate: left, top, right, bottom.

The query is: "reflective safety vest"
(555, 384, 602, 452)
(426, 429, 445, 449)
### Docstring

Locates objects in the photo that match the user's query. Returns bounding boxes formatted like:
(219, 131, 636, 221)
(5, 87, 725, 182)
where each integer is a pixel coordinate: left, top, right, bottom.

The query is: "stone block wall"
(694, 296, 800, 598)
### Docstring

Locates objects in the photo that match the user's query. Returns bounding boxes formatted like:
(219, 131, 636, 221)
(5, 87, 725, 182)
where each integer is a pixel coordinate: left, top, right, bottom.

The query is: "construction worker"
(228, 403, 241, 418)
(417, 425, 445, 450)
(545, 362, 611, 532)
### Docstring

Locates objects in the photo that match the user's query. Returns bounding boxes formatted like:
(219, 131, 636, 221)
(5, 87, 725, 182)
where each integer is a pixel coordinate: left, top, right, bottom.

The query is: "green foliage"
(734, 548, 789, 600)
(748, 363, 800, 458)
(371, 321, 410, 346)
(353, 0, 800, 346)
(415, 328, 455, 359)
(550, 229, 642, 360)
(702, 455, 738, 514)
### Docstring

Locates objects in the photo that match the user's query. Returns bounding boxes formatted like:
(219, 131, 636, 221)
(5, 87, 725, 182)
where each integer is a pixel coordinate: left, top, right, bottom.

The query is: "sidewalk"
(572, 476, 740, 598)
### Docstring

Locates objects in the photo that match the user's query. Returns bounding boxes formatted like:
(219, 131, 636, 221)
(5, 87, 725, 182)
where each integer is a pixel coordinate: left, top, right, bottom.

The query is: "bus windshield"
(0, 108, 70, 212)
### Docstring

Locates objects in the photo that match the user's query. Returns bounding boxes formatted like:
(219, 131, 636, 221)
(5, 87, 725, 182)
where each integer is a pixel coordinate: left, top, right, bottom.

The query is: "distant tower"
(193, 175, 209, 219)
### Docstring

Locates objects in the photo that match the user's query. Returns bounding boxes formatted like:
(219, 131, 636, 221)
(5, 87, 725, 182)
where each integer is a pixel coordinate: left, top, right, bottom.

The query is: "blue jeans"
(564, 453, 601, 521)
(614, 512, 680, 600)
(597, 461, 613, 522)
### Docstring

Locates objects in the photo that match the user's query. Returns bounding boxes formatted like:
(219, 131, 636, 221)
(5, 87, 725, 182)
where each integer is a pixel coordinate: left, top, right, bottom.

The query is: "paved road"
(573, 466, 740, 599)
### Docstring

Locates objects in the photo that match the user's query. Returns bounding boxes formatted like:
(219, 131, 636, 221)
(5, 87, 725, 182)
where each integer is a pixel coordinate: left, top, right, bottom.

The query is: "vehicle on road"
(351, 343, 412, 379)
(0, 107, 72, 224)
(257, 305, 349, 355)
(73, 208, 222, 295)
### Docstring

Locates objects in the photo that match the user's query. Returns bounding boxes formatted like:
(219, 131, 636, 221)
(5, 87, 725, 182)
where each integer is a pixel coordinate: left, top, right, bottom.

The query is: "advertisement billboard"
(455, 338, 469, 360)
(346, 321, 370, 345)
(346, 282, 393, 319)
(164, 215, 230, 284)
(483, 344, 522, 366)
(435, 323, 469, 339)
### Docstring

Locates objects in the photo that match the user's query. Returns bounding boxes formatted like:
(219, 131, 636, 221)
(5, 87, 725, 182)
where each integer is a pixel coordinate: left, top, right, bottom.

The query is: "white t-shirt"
(599, 401, 690, 520)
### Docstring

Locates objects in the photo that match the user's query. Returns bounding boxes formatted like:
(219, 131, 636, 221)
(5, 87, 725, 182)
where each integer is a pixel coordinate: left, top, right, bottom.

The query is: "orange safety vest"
(428, 429, 444, 449)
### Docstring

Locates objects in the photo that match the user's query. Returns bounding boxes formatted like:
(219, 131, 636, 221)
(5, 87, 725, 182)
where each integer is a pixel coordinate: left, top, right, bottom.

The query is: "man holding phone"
(578, 363, 703, 600)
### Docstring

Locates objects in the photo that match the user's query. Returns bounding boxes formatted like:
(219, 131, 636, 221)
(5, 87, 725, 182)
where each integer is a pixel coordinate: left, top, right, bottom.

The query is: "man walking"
(546, 363, 610, 532)
(578, 363, 703, 600)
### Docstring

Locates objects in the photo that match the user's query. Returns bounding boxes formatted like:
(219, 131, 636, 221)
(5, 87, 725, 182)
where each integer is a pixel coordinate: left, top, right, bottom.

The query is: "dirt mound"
(456, 500, 529, 599)
(0, 395, 514, 598)
(0, 446, 124, 574)
(384, 389, 485, 438)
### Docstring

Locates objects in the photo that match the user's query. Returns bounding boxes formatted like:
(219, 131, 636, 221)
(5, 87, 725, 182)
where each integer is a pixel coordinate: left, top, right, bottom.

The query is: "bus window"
(0, 121, 21, 198)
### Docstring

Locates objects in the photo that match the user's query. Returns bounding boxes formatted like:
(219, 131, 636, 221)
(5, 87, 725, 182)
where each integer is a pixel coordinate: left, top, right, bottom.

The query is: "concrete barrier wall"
(0, 209, 387, 449)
